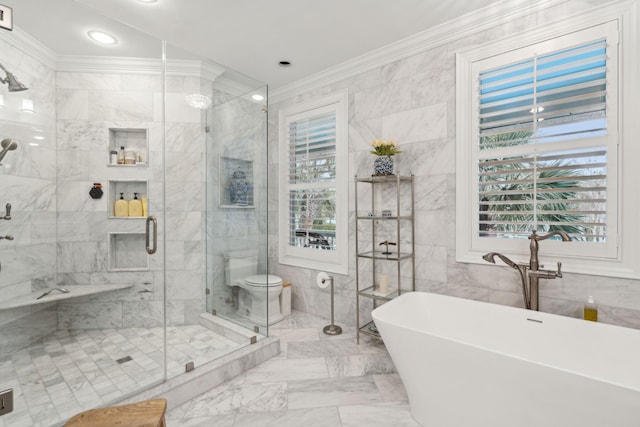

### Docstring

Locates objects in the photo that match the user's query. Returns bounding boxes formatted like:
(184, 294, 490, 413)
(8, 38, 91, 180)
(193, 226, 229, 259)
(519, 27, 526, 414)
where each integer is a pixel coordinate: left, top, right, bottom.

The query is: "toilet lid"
(245, 274, 282, 286)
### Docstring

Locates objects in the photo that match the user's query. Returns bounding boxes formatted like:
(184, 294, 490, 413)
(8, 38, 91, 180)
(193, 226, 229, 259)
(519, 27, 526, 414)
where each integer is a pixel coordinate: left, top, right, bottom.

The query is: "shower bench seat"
(0, 283, 134, 310)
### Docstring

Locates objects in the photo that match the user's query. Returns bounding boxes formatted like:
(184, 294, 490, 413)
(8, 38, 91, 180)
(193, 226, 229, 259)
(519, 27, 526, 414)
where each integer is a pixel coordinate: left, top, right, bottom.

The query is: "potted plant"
(370, 139, 401, 176)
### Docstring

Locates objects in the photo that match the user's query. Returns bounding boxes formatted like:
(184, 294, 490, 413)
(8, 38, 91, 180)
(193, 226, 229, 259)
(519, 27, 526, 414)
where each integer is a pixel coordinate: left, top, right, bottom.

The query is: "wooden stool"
(65, 398, 167, 427)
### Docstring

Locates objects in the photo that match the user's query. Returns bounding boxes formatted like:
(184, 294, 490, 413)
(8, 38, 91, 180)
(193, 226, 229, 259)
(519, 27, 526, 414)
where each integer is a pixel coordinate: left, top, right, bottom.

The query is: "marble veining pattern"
(167, 310, 416, 426)
(0, 324, 241, 427)
(267, 0, 640, 332)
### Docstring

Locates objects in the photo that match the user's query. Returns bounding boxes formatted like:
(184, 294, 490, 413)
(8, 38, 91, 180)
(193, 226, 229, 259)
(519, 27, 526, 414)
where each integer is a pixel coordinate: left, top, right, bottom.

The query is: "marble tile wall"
(0, 34, 58, 355)
(54, 69, 208, 329)
(268, 0, 640, 330)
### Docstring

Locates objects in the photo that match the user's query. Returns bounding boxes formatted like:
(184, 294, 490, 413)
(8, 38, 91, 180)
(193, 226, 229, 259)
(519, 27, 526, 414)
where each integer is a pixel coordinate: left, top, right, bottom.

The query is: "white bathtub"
(372, 292, 640, 427)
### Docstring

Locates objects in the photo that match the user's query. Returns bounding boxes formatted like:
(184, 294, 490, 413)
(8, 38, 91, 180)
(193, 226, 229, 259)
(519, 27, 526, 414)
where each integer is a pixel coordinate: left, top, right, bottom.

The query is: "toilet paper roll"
(316, 272, 331, 289)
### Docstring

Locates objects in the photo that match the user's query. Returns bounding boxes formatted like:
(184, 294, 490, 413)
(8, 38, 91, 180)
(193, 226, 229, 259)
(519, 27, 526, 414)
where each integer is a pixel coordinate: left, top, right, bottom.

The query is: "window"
(456, 7, 640, 278)
(279, 91, 348, 274)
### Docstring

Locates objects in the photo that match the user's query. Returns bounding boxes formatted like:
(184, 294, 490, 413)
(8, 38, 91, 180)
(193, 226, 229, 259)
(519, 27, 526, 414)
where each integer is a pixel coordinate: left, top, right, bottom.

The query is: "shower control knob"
(3, 203, 10, 220)
(0, 235, 14, 240)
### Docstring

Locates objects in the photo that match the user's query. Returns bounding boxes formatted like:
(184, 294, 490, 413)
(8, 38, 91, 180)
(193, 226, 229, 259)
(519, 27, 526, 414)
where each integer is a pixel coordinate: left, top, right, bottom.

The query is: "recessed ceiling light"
(279, 60, 291, 67)
(88, 30, 118, 45)
(251, 94, 264, 101)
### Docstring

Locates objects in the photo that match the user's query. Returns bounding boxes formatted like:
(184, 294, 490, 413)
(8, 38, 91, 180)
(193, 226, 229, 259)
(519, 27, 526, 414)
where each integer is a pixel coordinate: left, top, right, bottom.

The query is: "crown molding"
(56, 55, 226, 81)
(0, 27, 57, 70)
(269, 0, 566, 104)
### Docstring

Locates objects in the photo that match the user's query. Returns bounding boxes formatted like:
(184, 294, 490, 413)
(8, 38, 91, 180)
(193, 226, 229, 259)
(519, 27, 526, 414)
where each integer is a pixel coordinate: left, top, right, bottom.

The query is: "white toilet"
(224, 250, 283, 326)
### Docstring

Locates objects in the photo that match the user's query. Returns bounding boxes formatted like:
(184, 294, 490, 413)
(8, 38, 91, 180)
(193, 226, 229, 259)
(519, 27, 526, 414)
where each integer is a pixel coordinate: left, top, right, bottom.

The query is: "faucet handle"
(3, 203, 10, 220)
(0, 235, 14, 240)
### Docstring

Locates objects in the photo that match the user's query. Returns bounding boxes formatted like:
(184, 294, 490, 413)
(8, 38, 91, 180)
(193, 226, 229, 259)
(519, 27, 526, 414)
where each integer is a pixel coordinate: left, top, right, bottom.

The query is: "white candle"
(379, 274, 388, 294)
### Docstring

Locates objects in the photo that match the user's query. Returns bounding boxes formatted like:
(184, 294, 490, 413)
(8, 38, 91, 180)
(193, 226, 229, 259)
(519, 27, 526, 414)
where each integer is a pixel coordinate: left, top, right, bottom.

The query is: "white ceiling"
(5, 0, 505, 89)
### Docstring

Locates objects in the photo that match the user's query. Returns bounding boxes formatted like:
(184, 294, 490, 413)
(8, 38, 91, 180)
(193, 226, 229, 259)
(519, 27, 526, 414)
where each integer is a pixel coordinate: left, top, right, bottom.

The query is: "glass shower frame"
(0, 2, 270, 426)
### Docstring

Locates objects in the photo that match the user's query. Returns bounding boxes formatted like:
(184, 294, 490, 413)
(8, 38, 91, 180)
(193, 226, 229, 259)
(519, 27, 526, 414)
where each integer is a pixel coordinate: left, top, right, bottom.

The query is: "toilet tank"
(224, 250, 258, 285)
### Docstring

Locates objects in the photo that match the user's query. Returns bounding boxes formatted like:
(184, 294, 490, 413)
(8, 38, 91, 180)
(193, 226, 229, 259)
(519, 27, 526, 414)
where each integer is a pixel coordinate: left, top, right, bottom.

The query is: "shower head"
(0, 63, 28, 92)
(0, 139, 18, 164)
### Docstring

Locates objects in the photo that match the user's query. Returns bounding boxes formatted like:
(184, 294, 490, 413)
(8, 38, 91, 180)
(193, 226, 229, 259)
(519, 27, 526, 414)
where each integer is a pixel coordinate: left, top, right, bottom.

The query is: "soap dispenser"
(584, 296, 598, 322)
(114, 193, 129, 217)
(128, 192, 143, 217)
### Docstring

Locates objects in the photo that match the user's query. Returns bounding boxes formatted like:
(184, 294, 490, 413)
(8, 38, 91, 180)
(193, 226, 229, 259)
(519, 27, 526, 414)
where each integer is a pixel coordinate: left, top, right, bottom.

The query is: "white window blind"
(475, 36, 612, 244)
(457, 6, 640, 278)
(278, 91, 349, 274)
(287, 111, 337, 251)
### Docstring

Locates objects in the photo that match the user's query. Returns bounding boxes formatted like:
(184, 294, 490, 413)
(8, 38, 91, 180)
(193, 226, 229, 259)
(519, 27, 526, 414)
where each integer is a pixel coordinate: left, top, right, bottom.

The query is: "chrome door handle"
(146, 216, 157, 254)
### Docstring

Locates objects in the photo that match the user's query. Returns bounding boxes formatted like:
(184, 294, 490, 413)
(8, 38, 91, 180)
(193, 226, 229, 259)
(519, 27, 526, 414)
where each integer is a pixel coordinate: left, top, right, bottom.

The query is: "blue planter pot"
(373, 156, 394, 176)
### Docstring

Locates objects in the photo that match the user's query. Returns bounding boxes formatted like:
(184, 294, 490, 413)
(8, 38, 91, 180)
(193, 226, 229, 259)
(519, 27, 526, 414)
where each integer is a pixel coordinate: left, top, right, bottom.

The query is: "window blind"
(476, 39, 608, 242)
(287, 111, 337, 251)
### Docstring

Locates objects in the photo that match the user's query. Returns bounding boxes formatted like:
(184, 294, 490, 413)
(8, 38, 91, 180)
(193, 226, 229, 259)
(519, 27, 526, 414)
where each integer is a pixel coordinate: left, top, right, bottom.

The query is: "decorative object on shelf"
(379, 274, 389, 294)
(379, 240, 397, 255)
(220, 156, 254, 208)
(229, 168, 249, 205)
(89, 183, 103, 199)
(370, 139, 401, 176)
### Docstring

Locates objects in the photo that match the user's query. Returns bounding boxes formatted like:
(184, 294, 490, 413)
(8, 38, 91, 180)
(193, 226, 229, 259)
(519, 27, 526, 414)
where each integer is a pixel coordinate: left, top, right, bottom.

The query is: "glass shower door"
(205, 82, 269, 335)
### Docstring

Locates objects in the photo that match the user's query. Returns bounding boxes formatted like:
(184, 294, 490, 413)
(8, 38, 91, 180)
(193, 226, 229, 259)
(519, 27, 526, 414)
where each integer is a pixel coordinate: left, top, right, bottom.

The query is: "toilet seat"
(243, 274, 282, 288)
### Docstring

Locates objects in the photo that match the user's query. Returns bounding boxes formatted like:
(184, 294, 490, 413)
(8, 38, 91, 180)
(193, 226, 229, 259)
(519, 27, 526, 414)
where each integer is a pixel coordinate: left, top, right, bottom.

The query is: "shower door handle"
(146, 216, 157, 255)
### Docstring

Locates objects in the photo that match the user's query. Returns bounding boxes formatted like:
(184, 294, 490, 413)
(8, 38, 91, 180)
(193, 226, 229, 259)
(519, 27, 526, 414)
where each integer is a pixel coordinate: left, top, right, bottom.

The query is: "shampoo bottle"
(128, 192, 143, 217)
(114, 193, 129, 217)
(117, 146, 125, 165)
(584, 296, 598, 322)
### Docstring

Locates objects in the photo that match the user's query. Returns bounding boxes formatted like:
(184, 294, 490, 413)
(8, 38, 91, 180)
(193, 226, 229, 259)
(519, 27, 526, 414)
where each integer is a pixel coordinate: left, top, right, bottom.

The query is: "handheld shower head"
(0, 139, 18, 164)
(0, 63, 28, 92)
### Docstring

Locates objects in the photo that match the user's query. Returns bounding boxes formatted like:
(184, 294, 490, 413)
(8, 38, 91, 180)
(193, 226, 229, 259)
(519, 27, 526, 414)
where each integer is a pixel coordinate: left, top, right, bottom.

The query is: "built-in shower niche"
(107, 127, 149, 166)
(108, 179, 148, 218)
(108, 232, 149, 271)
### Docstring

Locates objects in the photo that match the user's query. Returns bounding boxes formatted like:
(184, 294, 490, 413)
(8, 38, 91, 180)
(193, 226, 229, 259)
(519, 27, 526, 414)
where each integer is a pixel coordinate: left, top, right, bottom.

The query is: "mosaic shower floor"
(0, 323, 242, 427)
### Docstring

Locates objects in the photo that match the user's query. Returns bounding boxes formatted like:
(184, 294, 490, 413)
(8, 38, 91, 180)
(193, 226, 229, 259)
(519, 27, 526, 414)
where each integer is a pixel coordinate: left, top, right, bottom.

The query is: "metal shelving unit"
(355, 174, 415, 343)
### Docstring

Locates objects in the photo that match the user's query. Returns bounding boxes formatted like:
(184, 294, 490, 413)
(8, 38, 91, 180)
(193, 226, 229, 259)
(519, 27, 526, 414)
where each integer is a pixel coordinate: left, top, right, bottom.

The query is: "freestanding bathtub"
(371, 292, 640, 427)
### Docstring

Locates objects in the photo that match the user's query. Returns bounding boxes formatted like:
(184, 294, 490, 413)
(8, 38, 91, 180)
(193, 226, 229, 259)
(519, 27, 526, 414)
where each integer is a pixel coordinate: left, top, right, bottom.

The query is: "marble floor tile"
(234, 407, 342, 427)
(167, 415, 236, 427)
(177, 380, 288, 417)
(373, 373, 409, 401)
(287, 337, 361, 359)
(162, 310, 415, 427)
(338, 402, 420, 427)
(325, 353, 396, 378)
(287, 376, 383, 409)
(4, 324, 243, 427)
(243, 356, 330, 383)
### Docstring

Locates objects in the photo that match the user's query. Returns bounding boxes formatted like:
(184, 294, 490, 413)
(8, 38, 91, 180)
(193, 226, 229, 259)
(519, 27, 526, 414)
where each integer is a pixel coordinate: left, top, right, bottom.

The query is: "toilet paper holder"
(317, 272, 342, 336)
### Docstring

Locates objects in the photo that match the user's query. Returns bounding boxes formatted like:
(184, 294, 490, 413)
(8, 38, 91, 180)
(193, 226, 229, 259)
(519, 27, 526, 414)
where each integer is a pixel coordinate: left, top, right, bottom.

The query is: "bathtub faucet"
(483, 230, 571, 311)
(527, 230, 570, 310)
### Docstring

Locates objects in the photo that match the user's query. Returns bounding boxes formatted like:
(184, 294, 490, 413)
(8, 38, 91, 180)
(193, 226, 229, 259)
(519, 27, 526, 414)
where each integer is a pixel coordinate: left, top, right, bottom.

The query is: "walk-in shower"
(0, 1, 272, 426)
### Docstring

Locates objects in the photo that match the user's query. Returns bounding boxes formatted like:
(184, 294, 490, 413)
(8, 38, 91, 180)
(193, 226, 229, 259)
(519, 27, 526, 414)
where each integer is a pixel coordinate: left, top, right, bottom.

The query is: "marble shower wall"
(206, 90, 268, 320)
(0, 34, 58, 355)
(268, 0, 640, 329)
(55, 69, 208, 328)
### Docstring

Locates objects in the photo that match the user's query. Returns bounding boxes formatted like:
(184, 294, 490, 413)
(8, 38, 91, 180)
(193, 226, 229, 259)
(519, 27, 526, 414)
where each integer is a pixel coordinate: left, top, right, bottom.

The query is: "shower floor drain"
(116, 355, 133, 364)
